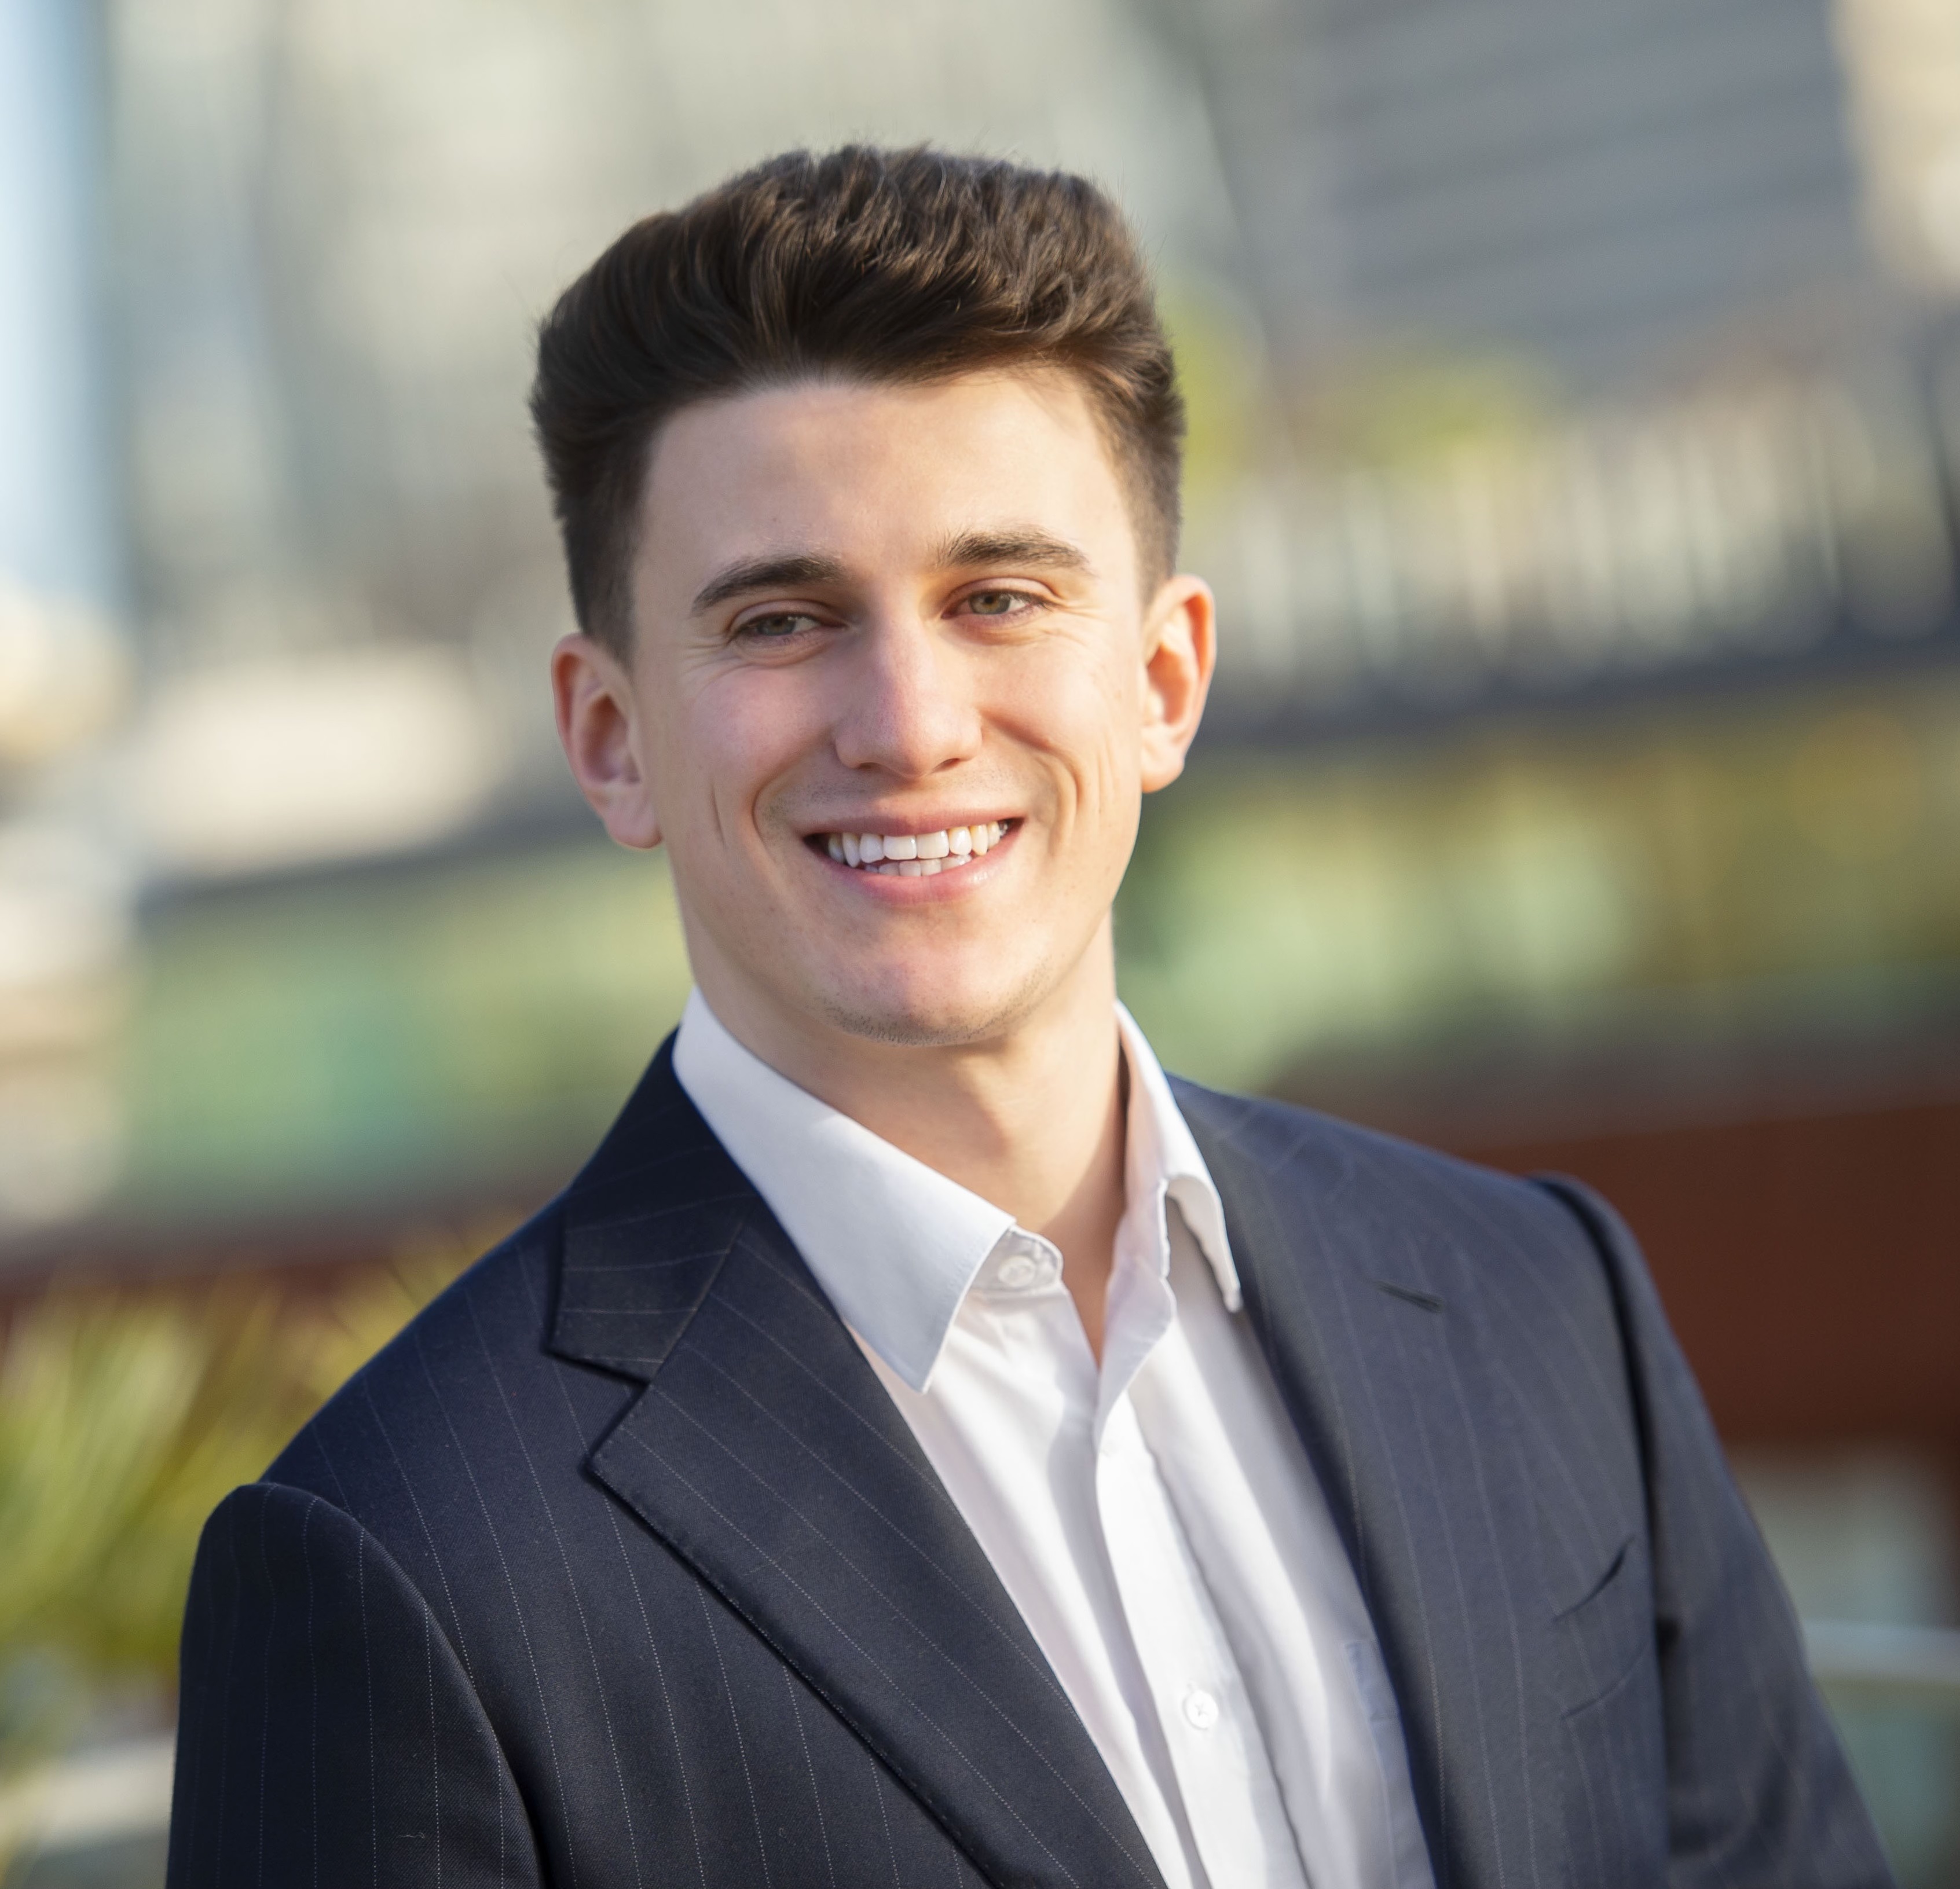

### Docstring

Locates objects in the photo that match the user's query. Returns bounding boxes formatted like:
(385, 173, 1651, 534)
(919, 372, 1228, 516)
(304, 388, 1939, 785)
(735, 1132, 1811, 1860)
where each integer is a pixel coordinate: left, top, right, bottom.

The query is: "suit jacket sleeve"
(1537, 1176, 1892, 1889)
(168, 1480, 543, 1889)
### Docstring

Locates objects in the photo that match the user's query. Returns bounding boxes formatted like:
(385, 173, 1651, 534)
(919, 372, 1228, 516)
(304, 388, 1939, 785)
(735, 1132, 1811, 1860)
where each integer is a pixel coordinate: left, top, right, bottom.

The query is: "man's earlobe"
(1139, 577, 1216, 794)
(551, 632, 664, 850)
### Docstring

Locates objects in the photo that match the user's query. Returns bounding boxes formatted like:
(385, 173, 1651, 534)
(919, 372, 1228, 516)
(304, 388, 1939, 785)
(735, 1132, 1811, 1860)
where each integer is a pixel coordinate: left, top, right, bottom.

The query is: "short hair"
(530, 145, 1185, 653)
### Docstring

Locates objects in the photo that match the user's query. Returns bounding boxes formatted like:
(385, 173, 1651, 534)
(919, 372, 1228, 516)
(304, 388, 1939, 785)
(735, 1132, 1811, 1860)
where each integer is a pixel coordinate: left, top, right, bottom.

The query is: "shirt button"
(1181, 1688, 1220, 1732)
(995, 1252, 1041, 1290)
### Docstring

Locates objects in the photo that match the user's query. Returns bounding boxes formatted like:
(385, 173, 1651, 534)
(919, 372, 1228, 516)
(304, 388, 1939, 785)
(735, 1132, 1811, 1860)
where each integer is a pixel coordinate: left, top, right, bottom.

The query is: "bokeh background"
(2, 0, 1958, 1880)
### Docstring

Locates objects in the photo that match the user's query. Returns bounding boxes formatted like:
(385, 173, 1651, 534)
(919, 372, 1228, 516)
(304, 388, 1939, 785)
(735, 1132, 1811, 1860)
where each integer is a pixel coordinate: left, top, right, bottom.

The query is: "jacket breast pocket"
(1554, 1533, 1668, 1884)
(1553, 1534, 1651, 1716)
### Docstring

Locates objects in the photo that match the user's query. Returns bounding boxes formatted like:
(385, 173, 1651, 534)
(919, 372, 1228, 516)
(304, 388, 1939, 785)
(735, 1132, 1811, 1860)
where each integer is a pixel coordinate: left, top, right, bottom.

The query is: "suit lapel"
(551, 1044, 1166, 1889)
(1176, 1082, 1560, 1889)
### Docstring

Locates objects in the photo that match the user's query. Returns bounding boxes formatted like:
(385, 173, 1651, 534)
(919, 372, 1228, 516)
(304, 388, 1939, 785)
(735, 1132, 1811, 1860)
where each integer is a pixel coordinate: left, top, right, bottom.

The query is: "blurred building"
(1192, 0, 1875, 382)
(0, 0, 132, 1238)
(1837, 0, 1960, 300)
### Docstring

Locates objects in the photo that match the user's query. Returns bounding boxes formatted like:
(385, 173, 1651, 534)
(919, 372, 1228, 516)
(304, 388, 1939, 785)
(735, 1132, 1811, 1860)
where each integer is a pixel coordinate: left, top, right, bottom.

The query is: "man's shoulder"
(1170, 1074, 1563, 1212)
(1168, 1074, 1625, 1305)
(263, 1196, 617, 1528)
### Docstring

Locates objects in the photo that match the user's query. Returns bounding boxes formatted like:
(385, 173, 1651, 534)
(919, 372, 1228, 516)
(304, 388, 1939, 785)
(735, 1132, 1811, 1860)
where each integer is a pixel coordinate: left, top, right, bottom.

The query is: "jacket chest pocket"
(1552, 1534, 1652, 1715)
(1552, 1532, 1669, 1884)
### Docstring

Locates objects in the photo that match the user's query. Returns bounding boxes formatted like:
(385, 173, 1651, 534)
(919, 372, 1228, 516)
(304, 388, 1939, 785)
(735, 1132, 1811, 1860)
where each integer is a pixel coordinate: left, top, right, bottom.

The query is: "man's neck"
(695, 938, 1129, 1358)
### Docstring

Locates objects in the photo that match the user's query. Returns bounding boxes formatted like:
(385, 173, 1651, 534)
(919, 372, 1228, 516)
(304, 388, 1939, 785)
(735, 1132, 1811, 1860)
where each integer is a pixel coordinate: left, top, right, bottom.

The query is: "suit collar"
(668, 989, 1241, 1388)
(670, 990, 1016, 1393)
(548, 1035, 755, 1377)
(1173, 1079, 1560, 1889)
(551, 1041, 1166, 1889)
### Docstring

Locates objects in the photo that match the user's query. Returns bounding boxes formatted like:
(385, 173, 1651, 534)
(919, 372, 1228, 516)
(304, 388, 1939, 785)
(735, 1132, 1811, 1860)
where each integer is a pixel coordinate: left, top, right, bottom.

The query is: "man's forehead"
(637, 372, 1132, 598)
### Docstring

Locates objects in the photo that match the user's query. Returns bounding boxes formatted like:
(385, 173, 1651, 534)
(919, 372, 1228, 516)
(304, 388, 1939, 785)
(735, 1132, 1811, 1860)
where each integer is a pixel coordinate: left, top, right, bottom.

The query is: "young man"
(168, 149, 1887, 1888)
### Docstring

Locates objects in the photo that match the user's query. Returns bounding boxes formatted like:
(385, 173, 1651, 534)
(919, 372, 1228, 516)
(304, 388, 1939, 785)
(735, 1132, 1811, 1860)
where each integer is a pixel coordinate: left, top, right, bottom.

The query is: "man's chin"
(808, 967, 1050, 1051)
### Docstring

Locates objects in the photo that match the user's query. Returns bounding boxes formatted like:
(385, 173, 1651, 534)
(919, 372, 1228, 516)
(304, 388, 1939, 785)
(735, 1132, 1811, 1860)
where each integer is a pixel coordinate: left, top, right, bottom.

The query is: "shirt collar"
(1115, 1002, 1241, 1313)
(672, 988, 1238, 1392)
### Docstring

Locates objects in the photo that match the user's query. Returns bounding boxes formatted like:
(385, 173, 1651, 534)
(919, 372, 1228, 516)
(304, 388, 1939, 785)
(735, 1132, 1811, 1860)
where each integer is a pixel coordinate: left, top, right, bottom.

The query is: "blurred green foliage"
(0, 1247, 472, 1779)
(122, 844, 690, 1222)
(1158, 276, 1272, 494)
(1291, 349, 1557, 470)
(1122, 676, 1960, 1089)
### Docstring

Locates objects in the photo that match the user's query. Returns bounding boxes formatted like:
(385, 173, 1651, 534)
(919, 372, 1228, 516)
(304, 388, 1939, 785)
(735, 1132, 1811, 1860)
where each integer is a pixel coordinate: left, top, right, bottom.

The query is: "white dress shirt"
(675, 990, 1434, 1889)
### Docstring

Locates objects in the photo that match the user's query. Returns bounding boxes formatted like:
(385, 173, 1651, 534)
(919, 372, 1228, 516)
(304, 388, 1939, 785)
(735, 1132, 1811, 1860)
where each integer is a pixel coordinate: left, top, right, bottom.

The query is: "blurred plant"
(0, 1233, 485, 1789)
(1157, 274, 1273, 495)
(1293, 347, 1555, 470)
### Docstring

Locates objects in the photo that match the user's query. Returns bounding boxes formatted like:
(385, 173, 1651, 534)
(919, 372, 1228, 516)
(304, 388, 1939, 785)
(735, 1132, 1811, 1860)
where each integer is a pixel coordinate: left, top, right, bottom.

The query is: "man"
(168, 148, 1888, 1888)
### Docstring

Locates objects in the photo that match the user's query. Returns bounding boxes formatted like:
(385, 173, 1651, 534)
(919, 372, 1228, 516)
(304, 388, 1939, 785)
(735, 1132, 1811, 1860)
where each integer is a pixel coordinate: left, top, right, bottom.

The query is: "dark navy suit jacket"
(168, 1041, 1889, 1887)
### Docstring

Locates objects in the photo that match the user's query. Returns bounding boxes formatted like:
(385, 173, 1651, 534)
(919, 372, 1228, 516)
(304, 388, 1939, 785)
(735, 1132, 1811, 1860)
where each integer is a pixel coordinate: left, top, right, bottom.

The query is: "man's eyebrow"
(933, 527, 1094, 575)
(688, 531, 1091, 614)
(690, 552, 851, 614)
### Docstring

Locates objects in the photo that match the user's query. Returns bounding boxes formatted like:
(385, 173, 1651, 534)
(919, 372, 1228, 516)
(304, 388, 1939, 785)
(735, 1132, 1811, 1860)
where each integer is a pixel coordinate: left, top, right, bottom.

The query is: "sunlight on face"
(620, 369, 1201, 1052)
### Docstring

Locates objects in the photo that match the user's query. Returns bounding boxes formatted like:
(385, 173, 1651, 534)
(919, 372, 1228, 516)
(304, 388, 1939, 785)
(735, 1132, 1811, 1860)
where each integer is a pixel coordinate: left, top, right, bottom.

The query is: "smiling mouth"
(811, 821, 1013, 876)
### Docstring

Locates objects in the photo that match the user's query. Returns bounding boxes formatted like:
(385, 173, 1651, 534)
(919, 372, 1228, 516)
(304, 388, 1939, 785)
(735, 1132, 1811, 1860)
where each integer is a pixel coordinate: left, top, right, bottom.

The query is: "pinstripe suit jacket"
(168, 1040, 1888, 1888)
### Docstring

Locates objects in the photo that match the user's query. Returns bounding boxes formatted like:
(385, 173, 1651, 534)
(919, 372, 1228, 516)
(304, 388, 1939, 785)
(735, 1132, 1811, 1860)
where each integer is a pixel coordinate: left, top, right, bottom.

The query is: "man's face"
(556, 369, 1212, 1054)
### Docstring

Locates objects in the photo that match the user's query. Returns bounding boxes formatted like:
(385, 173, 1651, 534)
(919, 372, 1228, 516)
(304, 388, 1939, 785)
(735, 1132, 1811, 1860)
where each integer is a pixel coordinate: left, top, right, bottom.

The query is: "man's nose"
(831, 613, 984, 779)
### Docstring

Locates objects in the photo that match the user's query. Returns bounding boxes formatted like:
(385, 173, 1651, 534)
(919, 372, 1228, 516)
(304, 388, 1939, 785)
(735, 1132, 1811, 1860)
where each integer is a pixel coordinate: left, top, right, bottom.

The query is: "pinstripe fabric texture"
(168, 1040, 1890, 1888)
(1179, 1085, 1889, 1889)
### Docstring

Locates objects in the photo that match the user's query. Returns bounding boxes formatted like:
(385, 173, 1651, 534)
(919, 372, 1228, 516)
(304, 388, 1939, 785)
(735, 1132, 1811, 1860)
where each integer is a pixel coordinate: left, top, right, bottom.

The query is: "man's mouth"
(814, 821, 1013, 876)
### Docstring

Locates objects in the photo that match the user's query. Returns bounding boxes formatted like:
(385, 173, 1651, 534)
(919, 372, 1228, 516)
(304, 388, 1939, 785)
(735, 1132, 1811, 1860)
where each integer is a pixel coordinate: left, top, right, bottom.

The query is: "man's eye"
(966, 590, 1031, 618)
(738, 612, 818, 640)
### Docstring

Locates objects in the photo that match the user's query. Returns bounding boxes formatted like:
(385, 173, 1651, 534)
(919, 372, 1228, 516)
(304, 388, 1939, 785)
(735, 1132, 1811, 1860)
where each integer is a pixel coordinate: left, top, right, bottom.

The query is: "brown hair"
(530, 146, 1184, 652)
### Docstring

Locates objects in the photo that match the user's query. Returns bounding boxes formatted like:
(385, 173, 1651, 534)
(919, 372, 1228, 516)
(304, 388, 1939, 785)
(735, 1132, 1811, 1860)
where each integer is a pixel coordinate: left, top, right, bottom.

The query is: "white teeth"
(824, 823, 1009, 871)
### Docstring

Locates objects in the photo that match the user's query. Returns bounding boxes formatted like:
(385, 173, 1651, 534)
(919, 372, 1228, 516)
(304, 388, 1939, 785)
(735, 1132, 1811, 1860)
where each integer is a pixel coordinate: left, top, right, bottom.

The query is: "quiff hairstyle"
(530, 145, 1185, 654)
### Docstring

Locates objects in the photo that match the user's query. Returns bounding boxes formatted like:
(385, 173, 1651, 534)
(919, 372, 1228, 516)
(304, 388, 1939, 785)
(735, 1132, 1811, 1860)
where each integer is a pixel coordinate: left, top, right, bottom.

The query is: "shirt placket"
(1091, 1255, 1308, 1889)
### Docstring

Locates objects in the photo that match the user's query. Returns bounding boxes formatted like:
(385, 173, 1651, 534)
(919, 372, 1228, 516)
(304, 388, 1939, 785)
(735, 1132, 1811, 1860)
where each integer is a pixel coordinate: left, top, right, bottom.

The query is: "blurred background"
(1, 0, 1957, 1879)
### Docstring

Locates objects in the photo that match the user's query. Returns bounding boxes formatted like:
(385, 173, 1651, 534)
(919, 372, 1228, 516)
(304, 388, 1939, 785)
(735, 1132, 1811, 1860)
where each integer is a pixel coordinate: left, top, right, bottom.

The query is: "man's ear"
(1138, 575, 1216, 793)
(551, 632, 664, 849)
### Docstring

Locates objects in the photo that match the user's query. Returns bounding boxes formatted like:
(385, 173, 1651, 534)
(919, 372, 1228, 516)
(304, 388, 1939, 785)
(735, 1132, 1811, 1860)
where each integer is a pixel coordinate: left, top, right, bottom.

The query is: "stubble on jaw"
(806, 949, 1067, 1052)
(800, 920, 1090, 1058)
